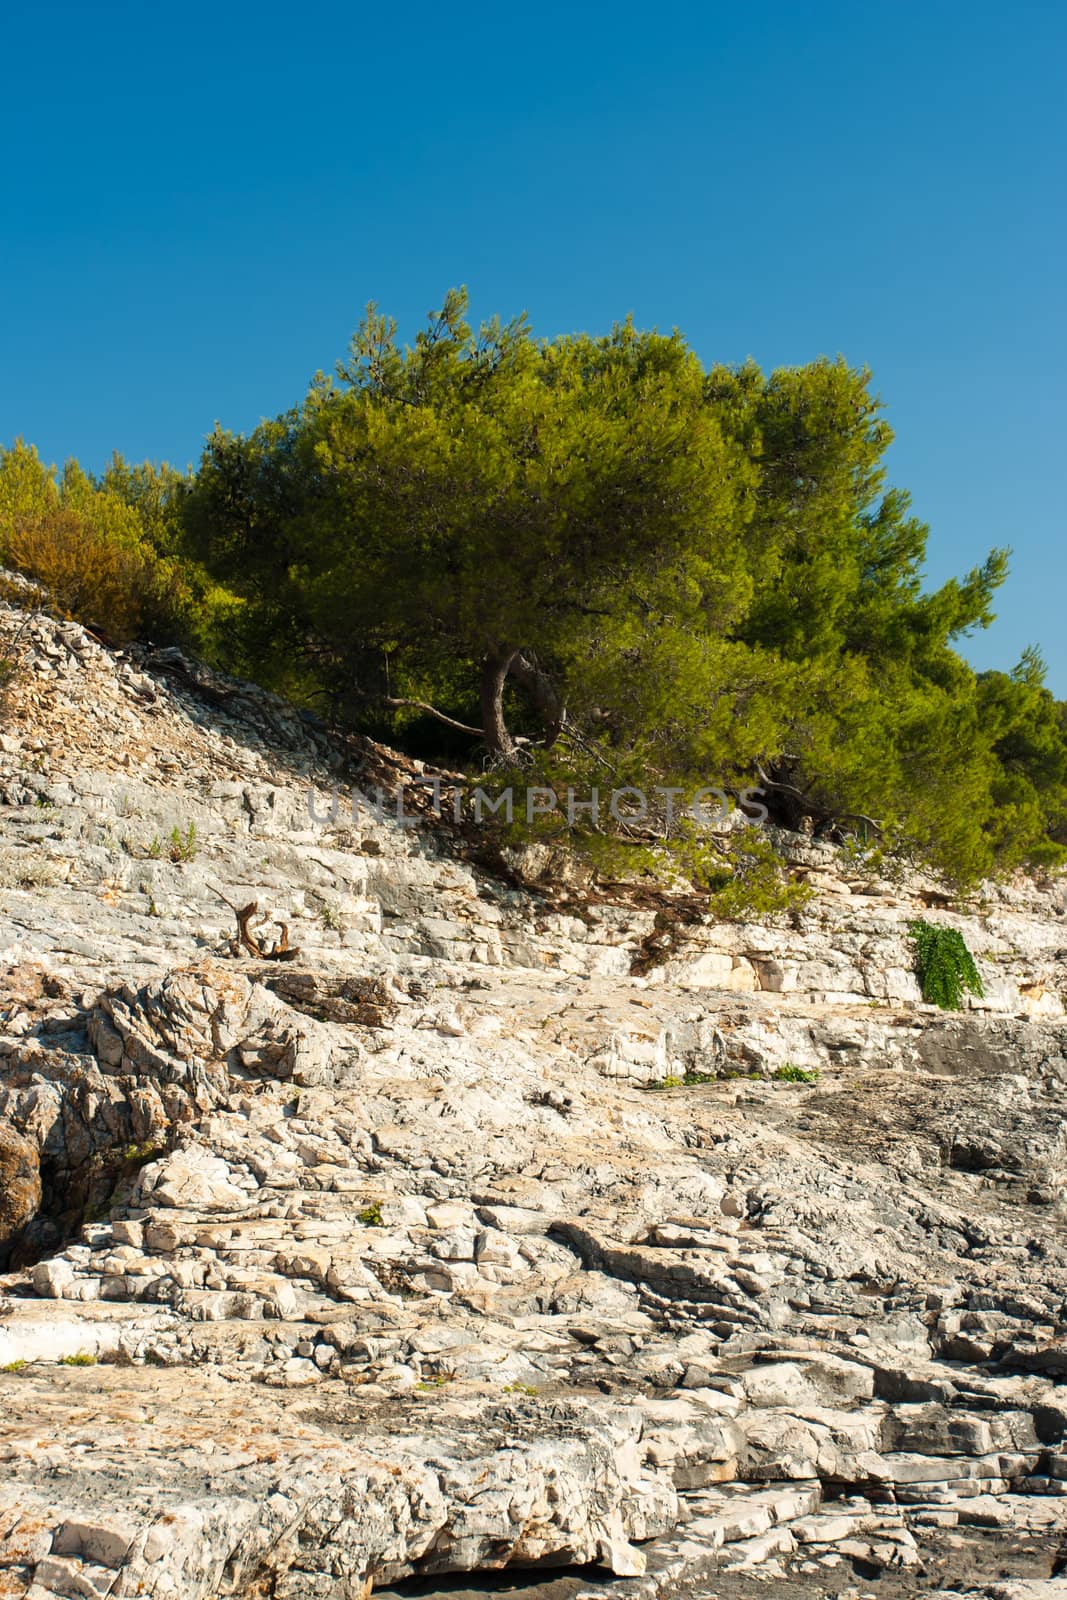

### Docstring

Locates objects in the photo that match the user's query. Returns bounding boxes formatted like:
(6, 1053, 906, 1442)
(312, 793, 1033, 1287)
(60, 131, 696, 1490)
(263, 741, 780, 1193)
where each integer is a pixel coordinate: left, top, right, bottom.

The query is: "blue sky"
(3, 0, 1064, 687)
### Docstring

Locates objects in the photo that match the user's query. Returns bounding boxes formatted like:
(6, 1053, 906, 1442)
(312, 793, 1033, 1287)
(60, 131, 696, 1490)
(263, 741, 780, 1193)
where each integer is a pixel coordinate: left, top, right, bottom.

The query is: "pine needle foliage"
(908, 918, 984, 1009)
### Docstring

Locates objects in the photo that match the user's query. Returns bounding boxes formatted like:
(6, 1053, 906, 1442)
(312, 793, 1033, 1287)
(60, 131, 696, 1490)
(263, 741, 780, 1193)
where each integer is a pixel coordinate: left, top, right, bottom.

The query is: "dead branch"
(210, 885, 301, 961)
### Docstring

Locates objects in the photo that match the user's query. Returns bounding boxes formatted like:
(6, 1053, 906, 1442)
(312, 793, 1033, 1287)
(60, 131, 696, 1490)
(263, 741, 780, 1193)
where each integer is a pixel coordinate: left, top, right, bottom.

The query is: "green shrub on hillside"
(773, 1063, 819, 1083)
(0, 440, 241, 659)
(4, 507, 183, 641)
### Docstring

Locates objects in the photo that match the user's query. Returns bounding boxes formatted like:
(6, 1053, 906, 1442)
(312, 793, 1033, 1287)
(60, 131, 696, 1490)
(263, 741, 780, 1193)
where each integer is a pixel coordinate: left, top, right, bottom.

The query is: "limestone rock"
(4, 589, 1067, 1599)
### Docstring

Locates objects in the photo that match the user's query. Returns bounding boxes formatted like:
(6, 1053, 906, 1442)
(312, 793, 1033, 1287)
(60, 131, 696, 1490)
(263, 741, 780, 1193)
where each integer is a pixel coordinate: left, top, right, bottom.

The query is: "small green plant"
(357, 1203, 384, 1227)
(143, 824, 197, 863)
(644, 1068, 719, 1091)
(1, 1359, 27, 1373)
(416, 1374, 452, 1389)
(168, 823, 197, 863)
(320, 903, 340, 932)
(503, 1382, 539, 1396)
(773, 1063, 819, 1083)
(59, 1352, 97, 1367)
(908, 919, 984, 1010)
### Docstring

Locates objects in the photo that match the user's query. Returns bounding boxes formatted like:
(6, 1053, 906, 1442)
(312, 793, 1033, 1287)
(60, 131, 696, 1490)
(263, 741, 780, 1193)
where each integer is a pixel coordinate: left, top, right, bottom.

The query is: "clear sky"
(3, 1, 1064, 688)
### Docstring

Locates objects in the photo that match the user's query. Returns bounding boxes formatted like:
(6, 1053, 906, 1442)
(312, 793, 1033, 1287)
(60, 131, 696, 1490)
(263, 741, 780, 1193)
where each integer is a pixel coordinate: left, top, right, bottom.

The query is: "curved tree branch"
(380, 696, 485, 738)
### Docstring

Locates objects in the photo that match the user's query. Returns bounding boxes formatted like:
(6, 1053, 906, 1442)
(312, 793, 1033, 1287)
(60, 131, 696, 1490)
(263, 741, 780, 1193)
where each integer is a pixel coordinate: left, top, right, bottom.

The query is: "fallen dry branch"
(210, 885, 301, 961)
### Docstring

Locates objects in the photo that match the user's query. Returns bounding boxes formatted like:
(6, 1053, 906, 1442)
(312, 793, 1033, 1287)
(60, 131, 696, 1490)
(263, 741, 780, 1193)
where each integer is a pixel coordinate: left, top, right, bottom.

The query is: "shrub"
(168, 823, 197, 863)
(143, 824, 198, 863)
(773, 1063, 819, 1083)
(0, 848, 65, 888)
(644, 1069, 718, 1090)
(4, 507, 186, 642)
(908, 918, 985, 1009)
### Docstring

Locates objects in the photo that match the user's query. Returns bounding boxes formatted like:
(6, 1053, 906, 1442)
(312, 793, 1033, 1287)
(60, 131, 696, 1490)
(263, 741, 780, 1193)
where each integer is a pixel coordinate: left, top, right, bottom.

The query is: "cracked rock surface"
(3, 592, 1067, 1599)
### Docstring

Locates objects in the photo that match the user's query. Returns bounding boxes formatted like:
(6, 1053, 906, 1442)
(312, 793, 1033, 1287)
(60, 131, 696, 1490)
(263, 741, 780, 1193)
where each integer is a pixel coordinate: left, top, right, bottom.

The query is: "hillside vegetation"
(3, 289, 1065, 885)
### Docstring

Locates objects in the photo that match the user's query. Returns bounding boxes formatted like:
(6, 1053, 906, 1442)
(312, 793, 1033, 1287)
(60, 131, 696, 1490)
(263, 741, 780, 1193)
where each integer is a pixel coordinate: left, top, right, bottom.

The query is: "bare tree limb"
(209, 885, 300, 960)
(380, 696, 484, 738)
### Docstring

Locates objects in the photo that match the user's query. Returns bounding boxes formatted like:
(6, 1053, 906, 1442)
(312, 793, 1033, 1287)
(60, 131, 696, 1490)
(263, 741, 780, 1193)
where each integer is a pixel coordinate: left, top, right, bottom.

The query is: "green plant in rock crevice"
(168, 823, 197, 863)
(141, 823, 198, 863)
(908, 918, 984, 1010)
(643, 1067, 736, 1090)
(773, 1063, 819, 1083)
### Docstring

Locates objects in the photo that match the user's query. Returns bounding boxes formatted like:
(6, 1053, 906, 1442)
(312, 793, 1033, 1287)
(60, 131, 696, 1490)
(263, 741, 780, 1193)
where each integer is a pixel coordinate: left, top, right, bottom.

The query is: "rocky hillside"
(3, 585, 1067, 1600)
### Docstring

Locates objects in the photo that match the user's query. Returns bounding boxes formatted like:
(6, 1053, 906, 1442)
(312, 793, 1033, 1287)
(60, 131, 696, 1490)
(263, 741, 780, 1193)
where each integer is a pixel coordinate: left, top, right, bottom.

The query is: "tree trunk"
(480, 650, 518, 756)
(509, 650, 566, 746)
